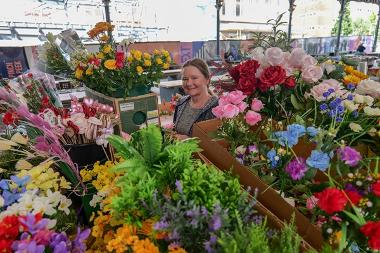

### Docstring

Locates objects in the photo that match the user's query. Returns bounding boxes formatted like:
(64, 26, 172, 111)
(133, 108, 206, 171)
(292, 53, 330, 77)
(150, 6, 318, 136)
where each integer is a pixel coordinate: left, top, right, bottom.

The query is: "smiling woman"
(173, 58, 218, 137)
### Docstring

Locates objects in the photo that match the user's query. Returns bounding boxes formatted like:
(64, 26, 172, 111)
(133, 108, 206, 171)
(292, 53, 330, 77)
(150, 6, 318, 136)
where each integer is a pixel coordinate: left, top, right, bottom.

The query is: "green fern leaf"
(140, 125, 163, 166)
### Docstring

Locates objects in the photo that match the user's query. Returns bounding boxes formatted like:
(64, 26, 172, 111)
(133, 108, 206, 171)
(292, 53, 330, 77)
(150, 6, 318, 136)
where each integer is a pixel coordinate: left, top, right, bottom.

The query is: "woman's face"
(181, 66, 209, 97)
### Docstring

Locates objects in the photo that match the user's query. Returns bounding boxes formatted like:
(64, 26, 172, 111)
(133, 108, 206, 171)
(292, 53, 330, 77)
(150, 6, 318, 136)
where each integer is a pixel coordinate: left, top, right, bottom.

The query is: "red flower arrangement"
(314, 188, 348, 215)
(360, 221, 380, 250)
(2, 111, 18, 125)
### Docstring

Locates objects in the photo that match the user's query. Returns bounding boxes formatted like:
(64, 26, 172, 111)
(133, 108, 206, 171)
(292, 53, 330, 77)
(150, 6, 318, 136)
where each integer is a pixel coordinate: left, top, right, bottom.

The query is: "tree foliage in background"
(331, 1, 353, 36)
(352, 12, 377, 36)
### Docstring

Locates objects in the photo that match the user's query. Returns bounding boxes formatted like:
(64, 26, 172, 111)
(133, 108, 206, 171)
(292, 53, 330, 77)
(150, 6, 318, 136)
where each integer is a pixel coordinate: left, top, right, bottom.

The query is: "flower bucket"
(111, 85, 151, 98)
(84, 86, 159, 134)
(63, 143, 110, 169)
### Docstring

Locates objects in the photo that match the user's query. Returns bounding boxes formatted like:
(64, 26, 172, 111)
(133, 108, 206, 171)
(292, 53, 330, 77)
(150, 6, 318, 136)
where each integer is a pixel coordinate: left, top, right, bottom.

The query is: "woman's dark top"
(173, 95, 218, 136)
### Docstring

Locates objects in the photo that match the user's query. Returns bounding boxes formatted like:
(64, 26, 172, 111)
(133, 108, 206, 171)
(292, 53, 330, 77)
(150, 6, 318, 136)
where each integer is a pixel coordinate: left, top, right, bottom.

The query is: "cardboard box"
(192, 119, 324, 250)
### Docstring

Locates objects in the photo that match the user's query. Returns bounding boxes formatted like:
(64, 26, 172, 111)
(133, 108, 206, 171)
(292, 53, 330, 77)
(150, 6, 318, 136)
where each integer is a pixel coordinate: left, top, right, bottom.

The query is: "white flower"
(354, 94, 364, 104)
(343, 100, 358, 112)
(47, 218, 57, 229)
(363, 95, 374, 106)
(32, 197, 56, 216)
(364, 106, 380, 116)
(58, 197, 72, 215)
(89, 194, 103, 207)
(356, 79, 380, 98)
(46, 189, 62, 207)
(349, 122, 363, 133)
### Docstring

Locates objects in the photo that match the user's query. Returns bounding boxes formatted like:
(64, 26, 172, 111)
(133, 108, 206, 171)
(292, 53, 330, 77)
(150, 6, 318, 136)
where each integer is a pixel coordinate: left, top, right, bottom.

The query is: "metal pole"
(288, 0, 295, 43)
(103, 0, 113, 42)
(335, 0, 346, 56)
(372, 2, 380, 52)
(215, 0, 223, 58)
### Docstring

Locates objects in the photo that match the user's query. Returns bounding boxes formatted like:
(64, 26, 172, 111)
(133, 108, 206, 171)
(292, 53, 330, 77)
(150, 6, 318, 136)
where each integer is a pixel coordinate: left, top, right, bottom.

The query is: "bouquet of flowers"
(72, 22, 172, 97)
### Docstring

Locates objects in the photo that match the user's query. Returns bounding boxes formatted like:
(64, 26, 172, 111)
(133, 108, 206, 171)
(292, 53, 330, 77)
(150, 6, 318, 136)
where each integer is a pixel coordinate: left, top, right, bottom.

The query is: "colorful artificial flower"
(285, 158, 308, 180)
(337, 146, 362, 167)
(315, 188, 348, 214)
(104, 60, 117, 70)
(360, 221, 380, 250)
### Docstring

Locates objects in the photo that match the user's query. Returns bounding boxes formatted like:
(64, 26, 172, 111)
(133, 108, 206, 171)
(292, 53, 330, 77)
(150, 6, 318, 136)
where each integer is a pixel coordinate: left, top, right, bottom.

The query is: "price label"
(120, 102, 135, 112)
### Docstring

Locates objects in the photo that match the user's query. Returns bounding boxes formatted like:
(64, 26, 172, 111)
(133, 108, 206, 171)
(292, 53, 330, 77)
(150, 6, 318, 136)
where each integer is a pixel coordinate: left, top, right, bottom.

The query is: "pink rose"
(212, 105, 224, 119)
(245, 110, 262, 126)
(218, 95, 230, 106)
(222, 104, 240, 118)
(251, 98, 264, 112)
(226, 90, 247, 105)
(306, 196, 318, 210)
(237, 101, 248, 113)
(289, 48, 307, 69)
(265, 47, 284, 66)
(306, 79, 346, 102)
(301, 65, 323, 83)
(301, 55, 317, 69)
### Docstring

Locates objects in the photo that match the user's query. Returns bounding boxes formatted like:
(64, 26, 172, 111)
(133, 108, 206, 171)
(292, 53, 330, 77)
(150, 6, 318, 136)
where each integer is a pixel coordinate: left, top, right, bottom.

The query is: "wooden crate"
(84, 86, 159, 134)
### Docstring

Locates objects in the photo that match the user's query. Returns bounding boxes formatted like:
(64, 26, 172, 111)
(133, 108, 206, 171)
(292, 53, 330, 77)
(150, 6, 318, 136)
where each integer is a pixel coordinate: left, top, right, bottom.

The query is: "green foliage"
(180, 162, 243, 212)
(352, 18, 371, 36)
(251, 12, 292, 51)
(331, 2, 353, 36)
(155, 138, 201, 188)
(271, 216, 301, 253)
(218, 219, 271, 253)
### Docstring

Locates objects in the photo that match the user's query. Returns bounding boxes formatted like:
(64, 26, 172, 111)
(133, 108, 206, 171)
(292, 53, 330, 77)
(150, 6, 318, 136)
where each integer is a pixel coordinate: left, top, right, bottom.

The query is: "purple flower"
(285, 158, 308, 180)
(338, 146, 362, 167)
(204, 235, 218, 253)
(175, 180, 183, 194)
(52, 241, 69, 253)
(49, 232, 69, 249)
(247, 145, 258, 153)
(19, 214, 49, 234)
(209, 215, 222, 231)
(154, 220, 169, 230)
(12, 240, 45, 253)
(71, 228, 90, 253)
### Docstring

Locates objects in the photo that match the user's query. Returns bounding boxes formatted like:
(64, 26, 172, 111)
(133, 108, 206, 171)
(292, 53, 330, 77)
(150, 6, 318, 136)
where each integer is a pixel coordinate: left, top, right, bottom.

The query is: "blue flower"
(267, 149, 279, 168)
(320, 103, 328, 111)
(306, 126, 319, 137)
(306, 150, 330, 171)
(352, 110, 359, 118)
(287, 124, 306, 138)
(10, 175, 30, 187)
(347, 94, 354, 100)
(273, 131, 288, 146)
(347, 83, 355, 90)
(0, 180, 9, 190)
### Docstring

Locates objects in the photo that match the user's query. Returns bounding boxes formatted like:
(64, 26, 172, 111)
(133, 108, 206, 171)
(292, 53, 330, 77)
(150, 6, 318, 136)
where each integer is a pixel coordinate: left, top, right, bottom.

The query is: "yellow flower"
(156, 58, 163, 65)
(75, 68, 84, 79)
(100, 34, 109, 42)
(136, 66, 144, 74)
(143, 53, 151, 59)
(169, 245, 187, 253)
(132, 238, 159, 253)
(344, 65, 354, 74)
(96, 52, 104, 59)
(102, 44, 112, 54)
(127, 56, 134, 63)
(153, 49, 160, 55)
(144, 60, 152, 67)
(343, 74, 361, 85)
(133, 50, 142, 61)
(162, 49, 169, 57)
(166, 56, 171, 63)
(163, 63, 170, 70)
(104, 59, 117, 70)
(85, 67, 93, 76)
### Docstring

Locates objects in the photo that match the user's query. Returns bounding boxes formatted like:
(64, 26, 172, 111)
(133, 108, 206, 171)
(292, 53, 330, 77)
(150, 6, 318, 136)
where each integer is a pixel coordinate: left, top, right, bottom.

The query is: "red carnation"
(344, 189, 362, 205)
(0, 240, 12, 252)
(284, 76, 296, 88)
(372, 180, 380, 197)
(258, 66, 286, 91)
(116, 51, 125, 69)
(315, 188, 348, 215)
(2, 111, 17, 125)
(0, 215, 20, 240)
(360, 221, 380, 250)
(237, 77, 256, 96)
(228, 65, 240, 83)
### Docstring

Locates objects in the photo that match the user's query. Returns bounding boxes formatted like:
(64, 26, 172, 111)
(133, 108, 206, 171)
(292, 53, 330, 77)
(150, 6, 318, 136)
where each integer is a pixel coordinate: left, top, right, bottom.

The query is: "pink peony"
(218, 95, 230, 106)
(306, 79, 346, 102)
(251, 98, 264, 112)
(226, 90, 247, 105)
(245, 110, 262, 126)
(301, 55, 317, 69)
(265, 47, 284, 66)
(301, 65, 323, 83)
(223, 104, 240, 118)
(289, 48, 307, 69)
(212, 105, 225, 119)
(237, 101, 248, 113)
